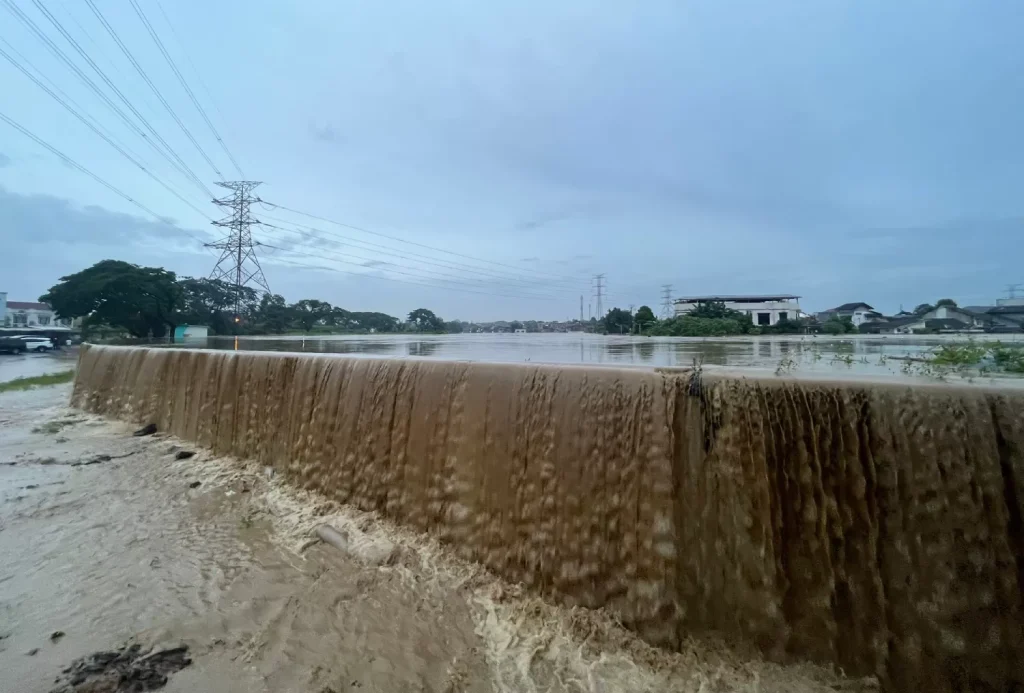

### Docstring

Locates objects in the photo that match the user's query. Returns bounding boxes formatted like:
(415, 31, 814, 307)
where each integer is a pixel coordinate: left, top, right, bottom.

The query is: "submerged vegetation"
(0, 370, 75, 393)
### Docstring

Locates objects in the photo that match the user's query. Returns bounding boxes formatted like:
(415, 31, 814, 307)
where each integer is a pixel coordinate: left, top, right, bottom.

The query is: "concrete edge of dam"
(70, 344, 1024, 691)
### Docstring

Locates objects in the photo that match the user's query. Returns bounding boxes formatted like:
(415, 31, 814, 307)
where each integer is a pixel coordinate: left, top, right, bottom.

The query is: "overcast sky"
(2, 0, 1022, 320)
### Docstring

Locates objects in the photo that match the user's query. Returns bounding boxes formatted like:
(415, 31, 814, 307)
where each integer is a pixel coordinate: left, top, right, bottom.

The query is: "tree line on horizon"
(40, 260, 464, 339)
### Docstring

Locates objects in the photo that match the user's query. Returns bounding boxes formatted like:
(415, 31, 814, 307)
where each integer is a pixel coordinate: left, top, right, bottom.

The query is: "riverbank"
(0, 383, 865, 693)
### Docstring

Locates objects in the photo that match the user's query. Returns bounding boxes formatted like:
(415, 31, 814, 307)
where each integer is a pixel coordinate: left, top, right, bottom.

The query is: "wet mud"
(50, 644, 191, 693)
(2, 383, 860, 693)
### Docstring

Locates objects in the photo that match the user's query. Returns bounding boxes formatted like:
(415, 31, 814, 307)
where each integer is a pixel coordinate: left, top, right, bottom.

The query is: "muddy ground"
(0, 383, 873, 692)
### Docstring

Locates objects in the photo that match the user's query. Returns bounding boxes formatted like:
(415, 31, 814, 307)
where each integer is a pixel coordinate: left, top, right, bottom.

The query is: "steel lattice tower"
(206, 181, 270, 315)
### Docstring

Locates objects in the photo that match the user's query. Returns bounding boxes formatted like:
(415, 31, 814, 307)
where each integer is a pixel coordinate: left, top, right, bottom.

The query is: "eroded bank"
(71, 345, 1024, 691)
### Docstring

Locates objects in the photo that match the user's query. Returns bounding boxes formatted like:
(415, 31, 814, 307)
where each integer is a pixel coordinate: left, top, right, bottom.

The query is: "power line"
(258, 214, 585, 294)
(0, 108, 210, 247)
(258, 225, 558, 299)
(262, 243, 558, 302)
(127, 0, 245, 177)
(80, 0, 224, 178)
(0, 40, 212, 223)
(258, 201, 592, 285)
(1, 0, 212, 198)
(0, 34, 142, 165)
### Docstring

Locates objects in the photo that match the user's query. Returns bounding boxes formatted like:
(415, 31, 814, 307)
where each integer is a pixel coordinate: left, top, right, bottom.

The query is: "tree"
(509, 320, 523, 332)
(914, 303, 935, 315)
(936, 298, 958, 308)
(634, 305, 656, 332)
(177, 277, 257, 334)
(254, 293, 293, 334)
(292, 299, 333, 332)
(602, 307, 633, 334)
(407, 308, 444, 332)
(444, 320, 464, 333)
(41, 260, 180, 338)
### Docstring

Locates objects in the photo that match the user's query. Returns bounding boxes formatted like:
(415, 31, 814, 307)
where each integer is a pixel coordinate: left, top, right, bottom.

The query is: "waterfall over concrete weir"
(72, 345, 1024, 691)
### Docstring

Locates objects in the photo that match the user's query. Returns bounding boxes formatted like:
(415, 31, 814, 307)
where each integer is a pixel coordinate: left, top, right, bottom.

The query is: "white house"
(673, 294, 801, 327)
(4, 300, 71, 328)
(818, 302, 883, 327)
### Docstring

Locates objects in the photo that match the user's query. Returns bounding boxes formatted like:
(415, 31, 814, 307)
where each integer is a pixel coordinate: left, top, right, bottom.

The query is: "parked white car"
(19, 337, 52, 352)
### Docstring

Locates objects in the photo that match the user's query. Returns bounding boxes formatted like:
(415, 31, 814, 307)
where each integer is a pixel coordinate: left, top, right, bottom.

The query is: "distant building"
(4, 300, 71, 328)
(817, 302, 884, 327)
(173, 325, 209, 342)
(673, 294, 801, 327)
(0, 292, 6, 326)
(861, 304, 1009, 334)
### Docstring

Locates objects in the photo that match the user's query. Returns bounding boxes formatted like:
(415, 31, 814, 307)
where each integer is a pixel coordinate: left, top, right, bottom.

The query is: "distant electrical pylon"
(1005, 283, 1023, 299)
(660, 284, 674, 318)
(593, 274, 605, 319)
(206, 181, 270, 316)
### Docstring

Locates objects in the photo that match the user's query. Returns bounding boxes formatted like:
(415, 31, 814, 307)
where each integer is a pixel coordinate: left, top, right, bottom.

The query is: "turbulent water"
(72, 345, 1024, 691)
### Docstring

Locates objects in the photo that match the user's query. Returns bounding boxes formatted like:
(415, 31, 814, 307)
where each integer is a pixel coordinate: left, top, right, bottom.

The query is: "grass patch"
(0, 370, 75, 393)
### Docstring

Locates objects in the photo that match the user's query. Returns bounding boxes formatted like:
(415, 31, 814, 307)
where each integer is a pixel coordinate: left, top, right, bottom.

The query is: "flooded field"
(193, 332, 1024, 380)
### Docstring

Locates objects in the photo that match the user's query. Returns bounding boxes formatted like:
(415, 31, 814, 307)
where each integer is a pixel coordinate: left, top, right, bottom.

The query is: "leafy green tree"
(935, 298, 958, 308)
(292, 299, 333, 331)
(602, 307, 634, 334)
(648, 316, 744, 337)
(177, 277, 257, 334)
(254, 293, 294, 334)
(347, 311, 399, 332)
(914, 303, 935, 315)
(41, 260, 180, 338)
(407, 308, 444, 332)
(509, 320, 524, 332)
(634, 305, 656, 333)
(444, 320, 464, 333)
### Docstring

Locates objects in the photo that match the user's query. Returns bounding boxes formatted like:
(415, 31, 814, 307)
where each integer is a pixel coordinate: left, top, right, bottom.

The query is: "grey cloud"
(0, 187, 206, 246)
(360, 259, 388, 267)
(519, 256, 539, 262)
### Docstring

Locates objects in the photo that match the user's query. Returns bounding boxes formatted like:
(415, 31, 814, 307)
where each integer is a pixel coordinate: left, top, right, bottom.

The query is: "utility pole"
(1005, 283, 1023, 299)
(206, 181, 270, 318)
(660, 284, 673, 319)
(580, 295, 584, 323)
(593, 274, 605, 320)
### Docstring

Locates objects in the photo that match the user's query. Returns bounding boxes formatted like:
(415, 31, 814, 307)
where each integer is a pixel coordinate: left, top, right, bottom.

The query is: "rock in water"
(174, 450, 195, 460)
(49, 643, 190, 692)
(132, 424, 157, 437)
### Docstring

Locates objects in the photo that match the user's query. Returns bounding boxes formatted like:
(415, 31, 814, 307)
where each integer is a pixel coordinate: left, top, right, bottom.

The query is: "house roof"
(963, 305, 997, 314)
(6, 301, 50, 311)
(925, 318, 971, 331)
(830, 302, 874, 312)
(674, 294, 799, 303)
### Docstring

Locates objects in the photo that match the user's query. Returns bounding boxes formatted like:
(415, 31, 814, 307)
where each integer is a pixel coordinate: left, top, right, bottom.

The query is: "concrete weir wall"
(72, 345, 1024, 691)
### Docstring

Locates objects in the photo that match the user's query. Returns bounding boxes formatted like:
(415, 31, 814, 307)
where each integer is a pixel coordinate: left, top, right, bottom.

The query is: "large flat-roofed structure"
(673, 294, 801, 327)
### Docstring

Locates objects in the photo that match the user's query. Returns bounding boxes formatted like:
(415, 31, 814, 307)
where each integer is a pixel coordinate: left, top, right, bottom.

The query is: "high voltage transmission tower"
(660, 284, 674, 318)
(206, 181, 270, 316)
(593, 274, 605, 319)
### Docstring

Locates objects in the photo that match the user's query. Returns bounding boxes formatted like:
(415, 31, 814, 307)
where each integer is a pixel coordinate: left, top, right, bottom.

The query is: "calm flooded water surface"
(191, 333, 1024, 380)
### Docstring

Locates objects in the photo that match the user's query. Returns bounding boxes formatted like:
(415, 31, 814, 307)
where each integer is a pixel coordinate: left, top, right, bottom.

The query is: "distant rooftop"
(674, 294, 800, 303)
(6, 301, 51, 311)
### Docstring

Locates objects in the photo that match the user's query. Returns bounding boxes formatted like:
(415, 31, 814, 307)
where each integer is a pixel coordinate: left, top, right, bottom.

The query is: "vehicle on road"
(18, 337, 53, 352)
(0, 337, 26, 354)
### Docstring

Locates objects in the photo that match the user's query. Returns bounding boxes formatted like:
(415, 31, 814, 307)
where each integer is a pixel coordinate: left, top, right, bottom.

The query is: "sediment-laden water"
(72, 345, 1024, 691)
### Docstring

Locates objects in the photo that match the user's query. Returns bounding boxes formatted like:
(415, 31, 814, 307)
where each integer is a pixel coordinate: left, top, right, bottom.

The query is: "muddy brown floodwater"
(0, 383, 872, 693)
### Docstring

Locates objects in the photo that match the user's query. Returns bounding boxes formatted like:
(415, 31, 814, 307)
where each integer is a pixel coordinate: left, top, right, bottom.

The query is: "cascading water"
(72, 344, 1024, 692)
